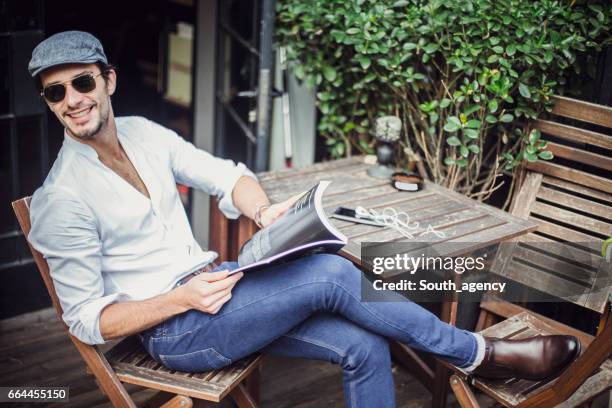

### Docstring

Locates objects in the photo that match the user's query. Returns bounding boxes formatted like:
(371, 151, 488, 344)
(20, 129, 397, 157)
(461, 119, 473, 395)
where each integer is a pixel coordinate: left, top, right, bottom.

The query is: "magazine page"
(235, 181, 347, 271)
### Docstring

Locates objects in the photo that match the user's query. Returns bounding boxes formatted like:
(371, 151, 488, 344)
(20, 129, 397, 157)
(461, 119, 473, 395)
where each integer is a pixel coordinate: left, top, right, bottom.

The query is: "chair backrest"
(495, 96, 612, 314)
(11, 197, 136, 408)
(529, 95, 612, 192)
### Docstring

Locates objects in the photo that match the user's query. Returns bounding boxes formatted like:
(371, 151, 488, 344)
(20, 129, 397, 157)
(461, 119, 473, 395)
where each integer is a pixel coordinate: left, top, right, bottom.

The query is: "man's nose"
(64, 84, 86, 107)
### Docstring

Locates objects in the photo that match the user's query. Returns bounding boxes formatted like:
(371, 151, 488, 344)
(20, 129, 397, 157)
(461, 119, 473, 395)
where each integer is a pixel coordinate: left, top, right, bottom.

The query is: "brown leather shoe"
(473, 335, 581, 380)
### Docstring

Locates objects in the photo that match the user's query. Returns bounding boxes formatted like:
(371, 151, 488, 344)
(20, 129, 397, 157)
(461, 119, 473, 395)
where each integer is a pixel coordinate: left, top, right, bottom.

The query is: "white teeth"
(68, 107, 92, 118)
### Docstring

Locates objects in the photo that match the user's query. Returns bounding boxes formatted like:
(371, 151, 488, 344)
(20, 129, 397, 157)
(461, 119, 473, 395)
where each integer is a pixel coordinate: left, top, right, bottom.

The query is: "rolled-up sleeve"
(29, 188, 128, 345)
(146, 119, 257, 219)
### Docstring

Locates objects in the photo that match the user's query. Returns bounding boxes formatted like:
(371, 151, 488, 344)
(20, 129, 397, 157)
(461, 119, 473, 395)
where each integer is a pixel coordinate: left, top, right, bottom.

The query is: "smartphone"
(332, 206, 385, 227)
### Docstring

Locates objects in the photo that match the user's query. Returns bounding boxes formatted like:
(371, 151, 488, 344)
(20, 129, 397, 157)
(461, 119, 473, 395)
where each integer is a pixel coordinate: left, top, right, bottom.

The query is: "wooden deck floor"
(1, 308, 445, 408)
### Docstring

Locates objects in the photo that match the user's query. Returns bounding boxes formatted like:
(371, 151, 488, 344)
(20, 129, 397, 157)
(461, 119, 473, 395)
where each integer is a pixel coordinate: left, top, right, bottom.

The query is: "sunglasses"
(41, 72, 106, 103)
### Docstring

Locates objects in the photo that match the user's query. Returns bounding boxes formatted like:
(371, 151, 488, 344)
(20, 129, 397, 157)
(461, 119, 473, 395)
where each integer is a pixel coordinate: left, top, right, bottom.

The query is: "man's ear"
(106, 69, 117, 96)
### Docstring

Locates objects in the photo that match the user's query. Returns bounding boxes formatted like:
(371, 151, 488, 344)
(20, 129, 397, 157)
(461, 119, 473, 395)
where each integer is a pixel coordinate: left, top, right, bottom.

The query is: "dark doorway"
(0, 0, 196, 318)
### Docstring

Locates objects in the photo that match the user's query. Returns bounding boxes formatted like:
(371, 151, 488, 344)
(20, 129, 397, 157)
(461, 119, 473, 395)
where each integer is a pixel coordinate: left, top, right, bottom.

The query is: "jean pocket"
(159, 348, 232, 372)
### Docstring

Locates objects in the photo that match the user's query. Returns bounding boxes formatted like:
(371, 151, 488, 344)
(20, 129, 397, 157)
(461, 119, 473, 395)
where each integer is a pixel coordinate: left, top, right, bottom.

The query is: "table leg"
(432, 363, 451, 408)
(209, 197, 230, 262)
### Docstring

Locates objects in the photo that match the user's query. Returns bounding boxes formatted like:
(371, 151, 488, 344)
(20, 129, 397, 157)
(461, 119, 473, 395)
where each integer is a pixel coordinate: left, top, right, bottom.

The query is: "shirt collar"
(63, 130, 100, 159)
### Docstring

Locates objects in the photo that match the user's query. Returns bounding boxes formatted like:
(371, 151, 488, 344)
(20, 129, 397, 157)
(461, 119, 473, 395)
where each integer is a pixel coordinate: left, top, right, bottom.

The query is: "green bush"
(277, 0, 611, 198)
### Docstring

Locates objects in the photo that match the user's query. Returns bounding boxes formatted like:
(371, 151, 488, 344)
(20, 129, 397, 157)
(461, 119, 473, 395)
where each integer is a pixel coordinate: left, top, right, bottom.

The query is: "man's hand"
(259, 191, 306, 228)
(179, 270, 243, 314)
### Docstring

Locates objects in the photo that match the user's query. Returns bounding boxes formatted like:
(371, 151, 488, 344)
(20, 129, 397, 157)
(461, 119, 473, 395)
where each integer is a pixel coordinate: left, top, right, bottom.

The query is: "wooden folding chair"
(444, 96, 612, 407)
(12, 197, 262, 408)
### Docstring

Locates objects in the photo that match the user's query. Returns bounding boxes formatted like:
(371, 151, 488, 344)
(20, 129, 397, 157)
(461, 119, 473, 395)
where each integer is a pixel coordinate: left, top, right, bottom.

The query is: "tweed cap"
(28, 31, 108, 77)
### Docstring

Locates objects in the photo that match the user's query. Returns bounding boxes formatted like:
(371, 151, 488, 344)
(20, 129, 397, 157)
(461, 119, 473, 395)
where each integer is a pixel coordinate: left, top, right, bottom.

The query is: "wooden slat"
(512, 244, 595, 285)
(518, 232, 602, 267)
(531, 201, 612, 237)
(261, 163, 377, 200)
(532, 217, 602, 252)
(479, 313, 533, 339)
(545, 141, 612, 172)
(537, 186, 611, 219)
(551, 95, 612, 128)
(501, 260, 591, 309)
(525, 161, 612, 194)
(105, 337, 262, 402)
(509, 173, 542, 218)
(542, 175, 612, 203)
(534, 119, 612, 150)
(257, 156, 364, 182)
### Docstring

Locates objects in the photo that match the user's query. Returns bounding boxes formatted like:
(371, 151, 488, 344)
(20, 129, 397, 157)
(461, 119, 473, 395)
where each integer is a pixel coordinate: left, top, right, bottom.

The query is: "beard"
(64, 100, 111, 140)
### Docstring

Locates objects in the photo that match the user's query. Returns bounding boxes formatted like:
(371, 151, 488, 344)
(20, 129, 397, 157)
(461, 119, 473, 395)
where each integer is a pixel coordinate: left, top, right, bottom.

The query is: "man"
(28, 31, 579, 407)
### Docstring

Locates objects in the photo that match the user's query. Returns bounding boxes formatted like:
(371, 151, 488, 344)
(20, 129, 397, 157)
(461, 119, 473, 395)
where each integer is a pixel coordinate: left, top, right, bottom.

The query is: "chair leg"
(449, 375, 480, 408)
(230, 383, 258, 408)
(159, 394, 193, 408)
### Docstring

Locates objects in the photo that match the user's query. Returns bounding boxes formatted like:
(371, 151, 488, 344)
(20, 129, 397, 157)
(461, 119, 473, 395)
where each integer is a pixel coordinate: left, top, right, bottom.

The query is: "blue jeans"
(140, 254, 478, 407)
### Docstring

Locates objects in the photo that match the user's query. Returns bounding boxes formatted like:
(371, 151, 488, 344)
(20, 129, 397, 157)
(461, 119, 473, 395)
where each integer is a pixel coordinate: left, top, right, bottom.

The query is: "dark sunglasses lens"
(43, 85, 66, 103)
(72, 74, 97, 93)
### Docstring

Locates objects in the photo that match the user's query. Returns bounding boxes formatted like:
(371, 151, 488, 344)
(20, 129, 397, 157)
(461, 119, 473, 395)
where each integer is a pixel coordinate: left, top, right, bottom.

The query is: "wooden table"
(208, 156, 537, 407)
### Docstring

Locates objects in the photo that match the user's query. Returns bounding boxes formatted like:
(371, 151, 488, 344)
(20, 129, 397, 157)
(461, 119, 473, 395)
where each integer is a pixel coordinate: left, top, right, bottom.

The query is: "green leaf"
(544, 51, 554, 64)
(487, 54, 499, 64)
(506, 44, 517, 56)
(519, 83, 531, 98)
(466, 119, 481, 129)
(499, 113, 514, 123)
(336, 142, 345, 157)
(464, 128, 479, 139)
(538, 150, 554, 160)
(323, 66, 337, 82)
(294, 65, 305, 80)
(444, 157, 456, 166)
(444, 116, 462, 132)
(460, 145, 469, 157)
(424, 43, 439, 54)
(403, 42, 417, 51)
(393, 0, 410, 7)
(357, 55, 371, 70)
(325, 138, 337, 146)
(439, 98, 452, 108)
(488, 99, 499, 113)
(346, 27, 360, 35)
(447, 136, 461, 146)
(485, 115, 498, 124)
(529, 129, 541, 144)
(468, 144, 480, 154)
(526, 152, 538, 162)
(464, 104, 480, 116)
(456, 158, 468, 168)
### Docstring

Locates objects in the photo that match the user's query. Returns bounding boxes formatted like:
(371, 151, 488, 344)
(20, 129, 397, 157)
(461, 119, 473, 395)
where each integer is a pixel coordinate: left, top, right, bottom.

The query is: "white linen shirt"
(29, 116, 254, 345)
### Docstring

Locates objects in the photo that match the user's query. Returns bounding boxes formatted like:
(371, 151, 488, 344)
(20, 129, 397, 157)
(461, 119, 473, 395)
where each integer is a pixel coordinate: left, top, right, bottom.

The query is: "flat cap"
(28, 31, 108, 77)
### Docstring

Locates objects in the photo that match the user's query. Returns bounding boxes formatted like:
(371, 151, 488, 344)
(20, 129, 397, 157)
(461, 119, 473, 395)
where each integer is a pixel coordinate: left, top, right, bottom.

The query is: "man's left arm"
(231, 175, 303, 228)
(148, 119, 301, 227)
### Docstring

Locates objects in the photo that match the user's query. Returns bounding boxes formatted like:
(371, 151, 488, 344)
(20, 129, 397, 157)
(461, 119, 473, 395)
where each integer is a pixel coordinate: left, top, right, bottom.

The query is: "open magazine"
(230, 180, 347, 274)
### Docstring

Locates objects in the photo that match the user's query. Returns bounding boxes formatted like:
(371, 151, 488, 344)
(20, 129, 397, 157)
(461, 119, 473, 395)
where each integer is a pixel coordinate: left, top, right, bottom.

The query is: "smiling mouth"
(65, 106, 94, 119)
